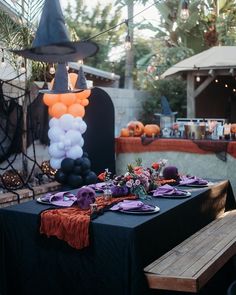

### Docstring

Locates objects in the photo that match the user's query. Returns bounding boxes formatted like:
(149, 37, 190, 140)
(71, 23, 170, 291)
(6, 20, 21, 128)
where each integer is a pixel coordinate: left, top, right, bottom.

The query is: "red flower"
(134, 166, 143, 175)
(152, 162, 160, 170)
(98, 172, 106, 181)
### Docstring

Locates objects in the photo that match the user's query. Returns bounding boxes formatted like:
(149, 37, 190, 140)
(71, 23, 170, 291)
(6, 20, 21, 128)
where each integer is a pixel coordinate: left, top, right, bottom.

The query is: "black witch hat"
(12, 0, 98, 63)
(156, 96, 178, 116)
(40, 63, 83, 94)
(75, 66, 88, 89)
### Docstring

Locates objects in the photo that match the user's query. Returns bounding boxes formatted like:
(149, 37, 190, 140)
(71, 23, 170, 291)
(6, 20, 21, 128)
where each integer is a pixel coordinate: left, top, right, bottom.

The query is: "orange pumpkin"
(120, 128, 130, 137)
(144, 124, 160, 137)
(127, 121, 144, 136)
(231, 123, 236, 133)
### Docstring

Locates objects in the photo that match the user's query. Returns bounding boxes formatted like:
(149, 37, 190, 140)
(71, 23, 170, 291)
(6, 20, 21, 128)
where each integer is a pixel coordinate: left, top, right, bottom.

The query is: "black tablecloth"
(0, 180, 235, 295)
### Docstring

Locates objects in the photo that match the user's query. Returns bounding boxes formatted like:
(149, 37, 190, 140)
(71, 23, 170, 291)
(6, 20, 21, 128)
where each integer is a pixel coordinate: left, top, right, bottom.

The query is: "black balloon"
(83, 152, 89, 158)
(67, 173, 83, 188)
(55, 169, 67, 184)
(74, 158, 83, 166)
(61, 158, 75, 173)
(84, 171, 97, 185)
(73, 165, 82, 175)
(81, 157, 91, 170)
(82, 168, 91, 176)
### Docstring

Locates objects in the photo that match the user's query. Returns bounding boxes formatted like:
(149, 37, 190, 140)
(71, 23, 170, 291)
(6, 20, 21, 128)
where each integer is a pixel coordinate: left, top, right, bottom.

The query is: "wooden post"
(124, 0, 134, 89)
(187, 72, 195, 117)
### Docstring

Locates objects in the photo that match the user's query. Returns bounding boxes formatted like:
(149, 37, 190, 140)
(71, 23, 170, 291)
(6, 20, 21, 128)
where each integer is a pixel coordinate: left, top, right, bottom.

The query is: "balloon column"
(43, 68, 97, 187)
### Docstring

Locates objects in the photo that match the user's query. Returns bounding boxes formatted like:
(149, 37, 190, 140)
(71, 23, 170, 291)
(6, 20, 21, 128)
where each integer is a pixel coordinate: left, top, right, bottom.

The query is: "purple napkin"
(88, 182, 113, 192)
(110, 200, 154, 212)
(151, 184, 188, 197)
(41, 192, 77, 207)
(110, 185, 129, 197)
(179, 176, 208, 185)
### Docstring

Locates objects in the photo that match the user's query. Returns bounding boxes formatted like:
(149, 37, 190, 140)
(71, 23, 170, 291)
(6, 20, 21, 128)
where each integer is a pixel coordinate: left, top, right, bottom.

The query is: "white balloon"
(48, 127, 65, 142)
(49, 143, 66, 158)
(79, 120, 87, 134)
(79, 137, 84, 147)
(63, 138, 71, 148)
(49, 117, 59, 128)
(50, 157, 64, 169)
(72, 117, 83, 130)
(59, 114, 74, 131)
(57, 142, 65, 150)
(74, 117, 83, 123)
(72, 121, 80, 130)
(65, 129, 82, 146)
(66, 145, 83, 160)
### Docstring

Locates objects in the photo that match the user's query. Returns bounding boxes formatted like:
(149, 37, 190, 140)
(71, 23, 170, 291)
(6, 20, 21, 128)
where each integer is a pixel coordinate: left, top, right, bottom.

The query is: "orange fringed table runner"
(40, 195, 136, 250)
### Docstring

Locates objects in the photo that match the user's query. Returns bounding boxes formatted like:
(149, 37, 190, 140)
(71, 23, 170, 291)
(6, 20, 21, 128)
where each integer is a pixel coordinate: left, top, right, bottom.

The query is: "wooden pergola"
(162, 46, 236, 118)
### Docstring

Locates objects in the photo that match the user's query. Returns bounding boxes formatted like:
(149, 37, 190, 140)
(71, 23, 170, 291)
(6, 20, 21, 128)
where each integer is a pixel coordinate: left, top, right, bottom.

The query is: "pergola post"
(187, 72, 195, 117)
(187, 72, 214, 118)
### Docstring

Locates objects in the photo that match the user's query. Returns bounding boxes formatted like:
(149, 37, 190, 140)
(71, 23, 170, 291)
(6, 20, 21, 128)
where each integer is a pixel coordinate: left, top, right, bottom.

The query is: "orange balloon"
(76, 97, 83, 104)
(48, 106, 53, 117)
(69, 73, 78, 89)
(75, 89, 91, 100)
(68, 103, 85, 117)
(80, 98, 89, 107)
(59, 93, 77, 106)
(43, 94, 59, 106)
(51, 102, 67, 118)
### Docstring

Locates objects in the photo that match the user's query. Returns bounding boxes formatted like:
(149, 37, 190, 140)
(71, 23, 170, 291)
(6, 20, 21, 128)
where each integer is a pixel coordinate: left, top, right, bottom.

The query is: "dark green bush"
(140, 78, 187, 124)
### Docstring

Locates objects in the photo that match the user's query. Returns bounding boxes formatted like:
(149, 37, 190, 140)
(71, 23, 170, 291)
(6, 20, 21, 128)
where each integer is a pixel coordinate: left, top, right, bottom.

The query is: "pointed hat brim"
(39, 88, 84, 94)
(11, 40, 99, 63)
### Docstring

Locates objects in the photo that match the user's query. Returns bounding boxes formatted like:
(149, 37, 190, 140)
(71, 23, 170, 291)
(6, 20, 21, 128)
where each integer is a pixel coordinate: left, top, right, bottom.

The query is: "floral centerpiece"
(98, 158, 167, 199)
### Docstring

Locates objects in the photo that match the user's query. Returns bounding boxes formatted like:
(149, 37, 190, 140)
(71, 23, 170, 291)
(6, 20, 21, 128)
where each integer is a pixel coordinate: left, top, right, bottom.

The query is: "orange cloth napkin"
(40, 195, 136, 250)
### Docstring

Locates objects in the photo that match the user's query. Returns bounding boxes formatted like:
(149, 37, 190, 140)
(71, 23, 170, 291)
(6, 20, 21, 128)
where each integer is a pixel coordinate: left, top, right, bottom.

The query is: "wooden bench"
(144, 210, 236, 293)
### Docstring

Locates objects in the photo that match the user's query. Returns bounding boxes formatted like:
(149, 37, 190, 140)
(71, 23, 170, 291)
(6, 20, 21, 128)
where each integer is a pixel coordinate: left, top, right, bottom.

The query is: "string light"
(196, 76, 201, 82)
(19, 61, 26, 73)
(180, 0, 190, 21)
(124, 20, 132, 50)
(111, 62, 115, 78)
(215, 79, 219, 83)
(1, 49, 6, 67)
(2, 170, 23, 188)
(49, 63, 56, 74)
(85, 0, 163, 42)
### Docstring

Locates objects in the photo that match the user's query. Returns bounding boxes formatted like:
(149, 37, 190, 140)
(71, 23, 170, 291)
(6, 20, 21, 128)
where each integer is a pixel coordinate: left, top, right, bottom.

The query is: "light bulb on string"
(124, 34, 132, 50)
(19, 62, 26, 74)
(77, 60, 84, 69)
(180, 0, 190, 21)
(124, 19, 132, 51)
(1, 49, 6, 68)
(196, 76, 200, 82)
(49, 64, 56, 75)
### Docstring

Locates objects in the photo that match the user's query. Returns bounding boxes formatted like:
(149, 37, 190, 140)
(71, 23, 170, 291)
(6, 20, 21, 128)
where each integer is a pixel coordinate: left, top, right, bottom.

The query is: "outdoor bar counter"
(115, 137, 236, 194)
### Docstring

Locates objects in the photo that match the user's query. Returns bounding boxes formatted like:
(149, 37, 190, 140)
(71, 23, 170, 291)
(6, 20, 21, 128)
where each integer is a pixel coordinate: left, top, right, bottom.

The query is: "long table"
(0, 180, 235, 295)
